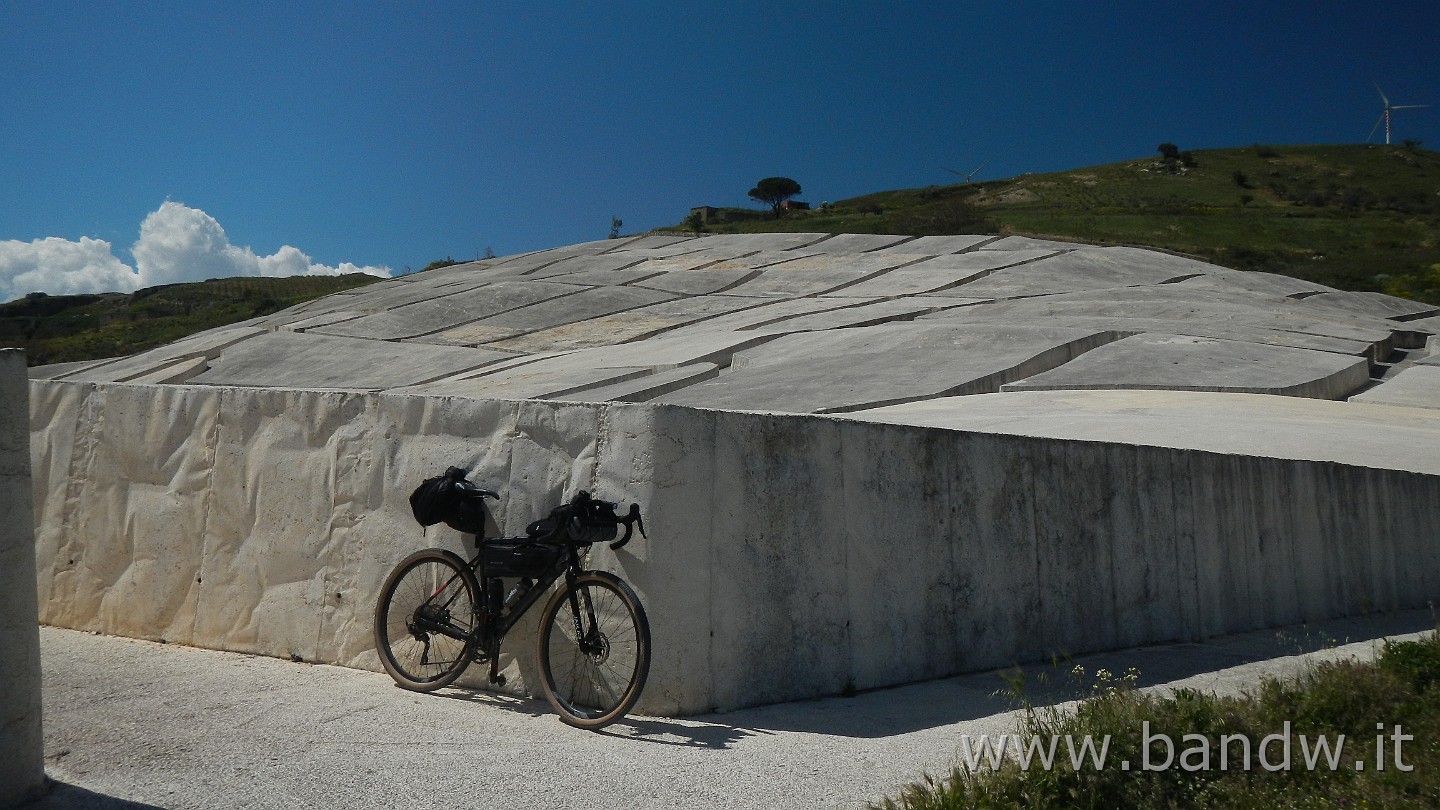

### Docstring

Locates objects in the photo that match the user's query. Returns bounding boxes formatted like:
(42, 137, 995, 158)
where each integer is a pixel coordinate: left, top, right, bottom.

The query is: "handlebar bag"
(409, 468, 488, 535)
(524, 492, 619, 546)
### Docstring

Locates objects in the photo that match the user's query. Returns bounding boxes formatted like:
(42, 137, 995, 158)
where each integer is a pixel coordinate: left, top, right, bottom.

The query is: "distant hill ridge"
(668, 144, 1440, 305)
(1, 274, 381, 366)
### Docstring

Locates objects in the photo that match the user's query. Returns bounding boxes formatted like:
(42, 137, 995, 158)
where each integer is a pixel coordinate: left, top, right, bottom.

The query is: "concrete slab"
(828, 250, 1055, 297)
(979, 235, 1082, 250)
(396, 363, 654, 400)
(940, 247, 1209, 298)
(656, 323, 1119, 413)
(1350, 366, 1440, 409)
(413, 285, 677, 346)
(922, 312, 1373, 357)
(803, 233, 915, 252)
(553, 362, 720, 402)
(125, 356, 212, 385)
(487, 330, 786, 374)
(536, 267, 669, 287)
(276, 310, 369, 332)
(660, 297, 874, 337)
(520, 252, 650, 279)
(59, 327, 266, 383)
(1299, 290, 1440, 321)
(1398, 314, 1440, 335)
(188, 331, 514, 390)
(717, 253, 920, 297)
(869, 234, 998, 253)
(310, 280, 588, 341)
(917, 286, 1398, 356)
(1176, 269, 1336, 298)
(596, 233, 698, 251)
(696, 232, 829, 251)
(748, 298, 949, 331)
(1000, 333, 1372, 400)
(481, 295, 765, 352)
(846, 389, 1440, 476)
(27, 358, 120, 380)
(633, 266, 766, 296)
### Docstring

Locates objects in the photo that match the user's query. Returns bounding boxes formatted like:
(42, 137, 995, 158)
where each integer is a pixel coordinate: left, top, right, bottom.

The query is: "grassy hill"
(2, 274, 382, 366)
(668, 144, 1440, 304)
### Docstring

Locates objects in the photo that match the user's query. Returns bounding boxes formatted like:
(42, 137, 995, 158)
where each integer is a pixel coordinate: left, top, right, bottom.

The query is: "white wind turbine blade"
(1368, 112, 1386, 142)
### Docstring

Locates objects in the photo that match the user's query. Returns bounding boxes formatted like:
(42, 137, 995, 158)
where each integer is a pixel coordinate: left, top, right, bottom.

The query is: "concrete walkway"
(31, 610, 1435, 810)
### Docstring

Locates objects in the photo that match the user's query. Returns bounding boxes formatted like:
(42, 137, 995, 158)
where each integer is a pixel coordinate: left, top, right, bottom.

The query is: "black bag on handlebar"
(409, 467, 488, 535)
(525, 491, 619, 546)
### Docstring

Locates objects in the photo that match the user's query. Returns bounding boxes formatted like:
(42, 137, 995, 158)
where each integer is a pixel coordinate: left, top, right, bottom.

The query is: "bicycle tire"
(535, 571, 651, 729)
(374, 548, 480, 692)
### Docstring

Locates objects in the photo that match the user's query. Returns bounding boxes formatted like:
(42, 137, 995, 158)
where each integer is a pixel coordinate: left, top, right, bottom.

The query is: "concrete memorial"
(2, 349, 43, 808)
(27, 232, 1440, 715)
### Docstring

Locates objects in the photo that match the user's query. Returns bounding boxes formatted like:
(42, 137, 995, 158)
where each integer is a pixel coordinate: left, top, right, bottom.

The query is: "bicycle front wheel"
(374, 548, 479, 692)
(536, 571, 651, 729)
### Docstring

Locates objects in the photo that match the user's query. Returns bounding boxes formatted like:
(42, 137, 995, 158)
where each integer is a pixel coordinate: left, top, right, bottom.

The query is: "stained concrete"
(30, 382, 1440, 717)
(1350, 366, 1440, 409)
(1001, 333, 1372, 399)
(23, 232, 1440, 718)
(655, 323, 1121, 413)
(189, 331, 514, 389)
(0, 350, 43, 808)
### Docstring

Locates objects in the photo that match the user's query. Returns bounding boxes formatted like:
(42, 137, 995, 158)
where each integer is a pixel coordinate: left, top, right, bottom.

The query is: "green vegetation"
(1, 274, 382, 366)
(874, 631, 1440, 809)
(667, 144, 1440, 304)
(748, 176, 804, 213)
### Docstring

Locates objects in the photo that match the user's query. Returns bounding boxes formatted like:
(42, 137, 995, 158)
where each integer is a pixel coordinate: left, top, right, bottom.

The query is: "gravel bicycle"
(374, 467, 651, 729)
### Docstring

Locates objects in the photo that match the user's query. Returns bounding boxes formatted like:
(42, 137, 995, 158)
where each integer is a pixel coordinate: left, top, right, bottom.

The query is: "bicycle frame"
(408, 537, 595, 684)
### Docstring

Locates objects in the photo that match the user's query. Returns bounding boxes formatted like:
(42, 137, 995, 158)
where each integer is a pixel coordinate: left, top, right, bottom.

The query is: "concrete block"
(1299, 291, 1439, 321)
(943, 248, 1213, 298)
(191, 331, 514, 390)
(828, 250, 1054, 297)
(657, 324, 1119, 413)
(1350, 366, 1440, 409)
(59, 327, 265, 383)
(553, 363, 719, 402)
(870, 234, 997, 253)
(805, 233, 916, 252)
(312, 280, 587, 341)
(1001, 333, 1372, 400)
(481, 295, 764, 353)
(0, 350, 43, 808)
(419, 285, 677, 347)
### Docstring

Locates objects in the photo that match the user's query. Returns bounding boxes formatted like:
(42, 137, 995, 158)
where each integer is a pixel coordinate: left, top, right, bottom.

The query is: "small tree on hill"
(748, 177, 802, 214)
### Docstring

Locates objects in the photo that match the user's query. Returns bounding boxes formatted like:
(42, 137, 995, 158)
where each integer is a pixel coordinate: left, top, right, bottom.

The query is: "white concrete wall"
(2, 350, 44, 808)
(30, 380, 1440, 715)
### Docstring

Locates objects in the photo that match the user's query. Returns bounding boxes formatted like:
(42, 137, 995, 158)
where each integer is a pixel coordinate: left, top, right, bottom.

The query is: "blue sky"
(1, 1, 1436, 299)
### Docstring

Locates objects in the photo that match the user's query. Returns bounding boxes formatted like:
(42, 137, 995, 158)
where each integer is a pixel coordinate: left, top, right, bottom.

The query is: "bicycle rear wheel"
(536, 571, 651, 729)
(374, 548, 480, 691)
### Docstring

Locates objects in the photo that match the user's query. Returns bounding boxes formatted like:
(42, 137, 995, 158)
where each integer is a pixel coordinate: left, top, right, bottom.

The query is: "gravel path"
(31, 610, 1433, 810)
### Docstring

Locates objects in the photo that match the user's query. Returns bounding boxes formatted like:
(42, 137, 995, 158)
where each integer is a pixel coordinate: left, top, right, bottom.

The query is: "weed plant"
(875, 632, 1440, 809)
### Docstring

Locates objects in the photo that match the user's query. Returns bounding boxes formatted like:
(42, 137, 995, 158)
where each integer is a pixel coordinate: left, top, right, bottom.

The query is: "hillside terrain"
(2, 274, 381, 366)
(671, 144, 1440, 304)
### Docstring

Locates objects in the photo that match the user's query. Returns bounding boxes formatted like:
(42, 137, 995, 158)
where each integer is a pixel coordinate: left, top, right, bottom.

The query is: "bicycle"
(373, 467, 651, 730)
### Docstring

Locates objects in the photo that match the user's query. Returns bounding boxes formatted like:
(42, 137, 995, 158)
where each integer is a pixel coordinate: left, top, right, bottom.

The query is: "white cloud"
(0, 201, 391, 302)
(0, 236, 141, 301)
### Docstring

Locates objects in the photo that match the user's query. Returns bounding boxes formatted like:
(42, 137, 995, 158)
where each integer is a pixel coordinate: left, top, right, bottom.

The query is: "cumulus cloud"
(0, 201, 391, 302)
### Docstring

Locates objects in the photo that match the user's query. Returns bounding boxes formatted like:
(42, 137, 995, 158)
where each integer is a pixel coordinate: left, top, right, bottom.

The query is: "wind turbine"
(1368, 84, 1430, 145)
(942, 160, 990, 183)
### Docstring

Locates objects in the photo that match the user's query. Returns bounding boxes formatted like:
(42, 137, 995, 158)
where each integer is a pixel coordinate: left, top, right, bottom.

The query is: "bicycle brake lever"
(630, 503, 646, 538)
(608, 504, 645, 551)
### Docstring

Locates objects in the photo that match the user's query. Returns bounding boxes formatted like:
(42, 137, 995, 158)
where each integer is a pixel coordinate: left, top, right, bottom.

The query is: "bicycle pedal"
(489, 674, 506, 687)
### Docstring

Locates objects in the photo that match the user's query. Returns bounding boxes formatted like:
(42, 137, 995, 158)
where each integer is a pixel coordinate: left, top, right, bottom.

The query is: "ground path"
(29, 610, 1432, 809)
